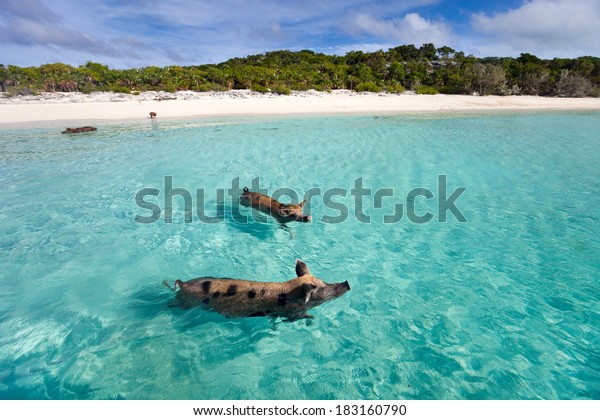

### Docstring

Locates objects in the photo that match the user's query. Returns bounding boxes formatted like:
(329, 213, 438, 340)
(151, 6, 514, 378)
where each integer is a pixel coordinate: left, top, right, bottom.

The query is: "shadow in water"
(127, 285, 175, 321)
(214, 201, 286, 240)
(123, 281, 317, 367)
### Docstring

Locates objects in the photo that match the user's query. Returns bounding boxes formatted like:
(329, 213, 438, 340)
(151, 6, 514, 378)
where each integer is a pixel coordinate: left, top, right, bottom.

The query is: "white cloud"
(2, 0, 62, 23)
(16, 20, 111, 51)
(0, 0, 138, 61)
(352, 12, 454, 47)
(470, 0, 600, 57)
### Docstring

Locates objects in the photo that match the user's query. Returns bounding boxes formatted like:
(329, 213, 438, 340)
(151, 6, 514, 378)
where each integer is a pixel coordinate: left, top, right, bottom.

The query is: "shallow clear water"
(0, 112, 599, 399)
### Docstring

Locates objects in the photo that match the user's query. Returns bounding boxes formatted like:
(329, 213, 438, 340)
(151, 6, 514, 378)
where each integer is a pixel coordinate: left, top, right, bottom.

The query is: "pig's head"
(239, 187, 255, 207)
(277, 202, 312, 223)
(291, 259, 350, 311)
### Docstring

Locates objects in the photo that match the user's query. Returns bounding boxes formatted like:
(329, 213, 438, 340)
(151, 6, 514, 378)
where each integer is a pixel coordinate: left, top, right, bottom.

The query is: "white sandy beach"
(1, 89, 600, 126)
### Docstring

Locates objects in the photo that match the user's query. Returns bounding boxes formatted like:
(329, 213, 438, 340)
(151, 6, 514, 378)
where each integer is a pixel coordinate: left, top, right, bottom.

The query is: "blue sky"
(1, 0, 599, 68)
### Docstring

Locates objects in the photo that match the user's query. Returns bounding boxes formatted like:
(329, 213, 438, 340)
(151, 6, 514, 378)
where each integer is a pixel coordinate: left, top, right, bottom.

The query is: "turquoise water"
(0, 112, 599, 399)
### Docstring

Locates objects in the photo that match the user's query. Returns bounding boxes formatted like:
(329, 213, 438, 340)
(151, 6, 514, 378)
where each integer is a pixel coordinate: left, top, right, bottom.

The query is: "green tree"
(389, 44, 420, 61)
(419, 43, 437, 61)
(387, 62, 405, 84)
(0, 64, 7, 92)
(556, 69, 593, 97)
(471, 63, 506, 95)
(404, 61, 427, 90)
(437, 46, 456, 61)
(345, 50, 367, 66)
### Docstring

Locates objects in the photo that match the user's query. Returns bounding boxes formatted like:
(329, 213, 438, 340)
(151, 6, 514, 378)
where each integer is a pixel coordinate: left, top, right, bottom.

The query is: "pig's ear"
(279, 206, 292, 217)
(301, 283, 317, 304)
(299, 199, 307, 208)
(295, 259, 311, 277)
(289, 283, 317, 304)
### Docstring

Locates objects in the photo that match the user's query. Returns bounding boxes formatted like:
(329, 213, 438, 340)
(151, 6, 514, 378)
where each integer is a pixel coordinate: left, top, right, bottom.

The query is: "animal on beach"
(149, 112, 157, 118)
(61, 126, 97, 134)
(239, 187, 312, 224)
(163, 259, 350, 321)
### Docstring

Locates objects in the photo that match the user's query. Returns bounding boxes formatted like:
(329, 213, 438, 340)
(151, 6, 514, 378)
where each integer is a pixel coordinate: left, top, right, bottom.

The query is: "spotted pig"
(163, 259, 349, 321)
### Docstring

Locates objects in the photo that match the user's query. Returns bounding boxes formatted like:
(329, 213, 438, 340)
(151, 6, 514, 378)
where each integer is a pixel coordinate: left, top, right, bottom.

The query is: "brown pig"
(61, 126, 97, 134)
(163, 259, 350, 321)
(239, 187, 312, 224)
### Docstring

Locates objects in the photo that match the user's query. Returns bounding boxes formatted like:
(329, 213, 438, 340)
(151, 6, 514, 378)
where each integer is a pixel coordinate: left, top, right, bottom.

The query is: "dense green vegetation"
(1, 44, 599, 97)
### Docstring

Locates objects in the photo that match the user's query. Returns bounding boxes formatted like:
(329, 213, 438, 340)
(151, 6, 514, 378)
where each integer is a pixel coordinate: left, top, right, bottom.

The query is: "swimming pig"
(61, 126, 97, 134)
(163, 259, 350, 321)
(239, 187, 312, 224)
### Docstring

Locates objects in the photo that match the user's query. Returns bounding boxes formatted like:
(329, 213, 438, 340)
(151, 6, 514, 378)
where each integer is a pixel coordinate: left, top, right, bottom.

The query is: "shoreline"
(1, 90, 600, 126)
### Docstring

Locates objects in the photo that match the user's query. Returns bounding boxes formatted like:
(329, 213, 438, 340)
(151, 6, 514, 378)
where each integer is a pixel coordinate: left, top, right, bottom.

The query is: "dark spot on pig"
(213, 291, 221, 298)
(202, 298, 210, 304)
(249, 311, 266, 317)
(202, 281, 211, 294)
(247, 290, 256, 299)
(226, 285, 237, 296)
(277, 293, 287, 306)
(260, 289, 266, 296)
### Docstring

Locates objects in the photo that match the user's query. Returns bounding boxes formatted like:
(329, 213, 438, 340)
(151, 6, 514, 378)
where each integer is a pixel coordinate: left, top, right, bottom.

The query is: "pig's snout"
(331, 280, 350, 298)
